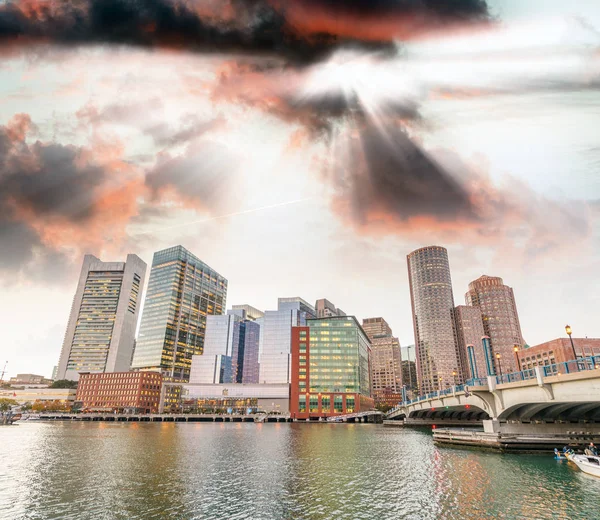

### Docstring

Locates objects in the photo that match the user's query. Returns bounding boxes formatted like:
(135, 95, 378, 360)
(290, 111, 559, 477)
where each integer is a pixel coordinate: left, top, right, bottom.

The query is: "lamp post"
(513, 345, 521, 372)
(452, 371, 457, 387)
(565, 325, 577, 361)
(495, 353, 503, 378)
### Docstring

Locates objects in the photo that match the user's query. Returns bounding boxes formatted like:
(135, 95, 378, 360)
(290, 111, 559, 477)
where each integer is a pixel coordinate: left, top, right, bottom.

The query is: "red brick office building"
(76, 371, 163, 413)
(290, 316, 374, 420)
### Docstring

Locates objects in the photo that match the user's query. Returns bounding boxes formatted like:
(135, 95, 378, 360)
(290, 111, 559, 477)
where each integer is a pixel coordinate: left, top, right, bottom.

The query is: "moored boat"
(566, 452, 600, 477)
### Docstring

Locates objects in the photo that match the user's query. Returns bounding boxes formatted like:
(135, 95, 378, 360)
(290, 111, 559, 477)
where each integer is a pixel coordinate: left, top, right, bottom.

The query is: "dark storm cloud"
(332, 123, 478, 225)
(0, 0, 491, 63)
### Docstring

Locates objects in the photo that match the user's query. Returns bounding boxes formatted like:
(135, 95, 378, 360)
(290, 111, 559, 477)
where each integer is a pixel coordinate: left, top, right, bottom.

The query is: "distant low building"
(9, 374, 53, 386)
(519, 338, 600, 371)
(0, 388, 77, 405)
(76, 372, 163, 413)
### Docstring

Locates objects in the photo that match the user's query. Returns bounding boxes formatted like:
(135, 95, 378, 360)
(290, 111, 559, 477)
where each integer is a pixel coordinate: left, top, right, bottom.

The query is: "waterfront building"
(57, 254, 147, 381)
(51, 366, 58, 381)
(259, 297, 315, 384)
(518, 338, 600, 372)
(76, 371, 163, 413)
(315, 298, 345, 318)
(131, 246, 227, 382)
(0, 387, 77, 405)
(465, 276, 524, 374)
(362, 317, 403, 405)
(290, 316, 373, 419)
(407, 246, 462, 393)
(231, 304, 264, 321)
(177, 383, 290, 414)
(454, 305, 487, 379)
(241, 320, 261, 384)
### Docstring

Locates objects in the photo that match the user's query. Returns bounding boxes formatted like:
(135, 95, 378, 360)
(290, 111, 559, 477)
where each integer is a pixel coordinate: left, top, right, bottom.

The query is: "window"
(334, 396, 343, 413)
(298, 396, 307, 413)
(321, 396, 330, 412)
(346, 396, 355, 413)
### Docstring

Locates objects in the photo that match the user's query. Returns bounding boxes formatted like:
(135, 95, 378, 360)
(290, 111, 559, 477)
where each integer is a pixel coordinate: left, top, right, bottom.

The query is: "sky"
(0, 0, 599, 379)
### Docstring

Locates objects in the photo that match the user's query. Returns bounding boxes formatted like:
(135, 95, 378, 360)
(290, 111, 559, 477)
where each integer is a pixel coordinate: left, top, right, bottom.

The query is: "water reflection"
(1, 423, 599, 519)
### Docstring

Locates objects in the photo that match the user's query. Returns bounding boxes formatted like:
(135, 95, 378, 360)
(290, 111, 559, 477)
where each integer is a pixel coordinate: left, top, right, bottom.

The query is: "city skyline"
(2, 241, 597, 379)
(2, 0, 600, 379)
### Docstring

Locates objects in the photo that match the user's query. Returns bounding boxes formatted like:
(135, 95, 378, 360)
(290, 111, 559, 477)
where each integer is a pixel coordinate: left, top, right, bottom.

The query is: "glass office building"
(290, 316, 373, 419)
(57, 254, 147, 381)
(259, 297, 315, 384)
(131, 246, 227, 382)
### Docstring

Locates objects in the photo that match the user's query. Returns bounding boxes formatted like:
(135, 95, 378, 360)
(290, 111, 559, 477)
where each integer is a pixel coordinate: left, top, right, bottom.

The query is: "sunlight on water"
(1, 423, 599, 519)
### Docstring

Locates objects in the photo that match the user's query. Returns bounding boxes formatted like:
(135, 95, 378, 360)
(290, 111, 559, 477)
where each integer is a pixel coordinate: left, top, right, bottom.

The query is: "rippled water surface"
(1, 422, 599, 519)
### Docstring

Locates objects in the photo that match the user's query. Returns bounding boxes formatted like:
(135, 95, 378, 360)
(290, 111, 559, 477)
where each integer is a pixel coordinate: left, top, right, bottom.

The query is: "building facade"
(401, 360, 417, 399)
(57, 254, 147, 381)
(290, 316, 373, 419)
(454, 305, 487, 379)
(76, 371, 163, 413)
(407, 246, 462, 393)
(362, 317, 403, 405)
(465, 276, 524, 374)
(315, 299, 345, 318)
(259, 297, 315, 384)
(178, 383, 290, 414)
(131, 246, 227, 382)
(518, 338, 600, 371)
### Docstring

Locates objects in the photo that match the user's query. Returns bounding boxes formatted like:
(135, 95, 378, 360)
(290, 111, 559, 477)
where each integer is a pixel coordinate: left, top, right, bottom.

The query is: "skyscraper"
(259, 297, 315, 384)
(465, 275, 524, 374)
(189, 309, 262, 385)
(362, 317, 403, 404)
(231, 304, 264, 321)
(454, 305, 486, 379)
(407, 246, 462, 393)
(131, 246, 227, 381)
(189, 313, 241, 384)
(57, 254, 147, 381)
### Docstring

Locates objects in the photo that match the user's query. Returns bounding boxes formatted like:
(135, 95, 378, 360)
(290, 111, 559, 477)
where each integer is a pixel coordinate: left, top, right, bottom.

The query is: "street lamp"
(452, 371, 457, 387)
(513, 345, 521, 372)
(565, 325, 577, 361)
(495, 353, 503, 378)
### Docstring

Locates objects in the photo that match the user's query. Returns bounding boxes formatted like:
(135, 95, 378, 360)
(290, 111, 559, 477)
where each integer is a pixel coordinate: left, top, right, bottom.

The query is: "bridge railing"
(542, 356, 600, 377)
(496, 368, 536, 384)
(466, 377, 487, 387)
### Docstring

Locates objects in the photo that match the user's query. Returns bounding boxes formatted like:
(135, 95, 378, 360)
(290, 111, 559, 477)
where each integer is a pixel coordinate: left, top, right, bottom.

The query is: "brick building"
(518, 338, 600, 371)
(76, 372, 163, 413)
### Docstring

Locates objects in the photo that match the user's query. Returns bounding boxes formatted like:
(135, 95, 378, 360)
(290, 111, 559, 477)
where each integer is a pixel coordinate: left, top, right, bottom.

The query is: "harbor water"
(1, 422, 599, 519)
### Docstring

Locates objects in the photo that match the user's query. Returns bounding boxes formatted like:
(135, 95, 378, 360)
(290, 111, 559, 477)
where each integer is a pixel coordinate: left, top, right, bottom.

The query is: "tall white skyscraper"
(57, 254, 147, 381)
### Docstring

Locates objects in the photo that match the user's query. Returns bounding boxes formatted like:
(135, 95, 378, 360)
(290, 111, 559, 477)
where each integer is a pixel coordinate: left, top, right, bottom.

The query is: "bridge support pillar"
(483, 419, 500, 433)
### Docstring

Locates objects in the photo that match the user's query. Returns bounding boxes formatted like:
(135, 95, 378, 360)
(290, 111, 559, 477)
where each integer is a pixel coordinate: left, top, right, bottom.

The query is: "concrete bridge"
(387, 357, 600, 438)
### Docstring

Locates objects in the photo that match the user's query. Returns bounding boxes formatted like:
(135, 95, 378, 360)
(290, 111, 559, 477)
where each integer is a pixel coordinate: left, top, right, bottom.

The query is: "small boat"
(554, 449, 568, 460)
(566, 452, 600, 478)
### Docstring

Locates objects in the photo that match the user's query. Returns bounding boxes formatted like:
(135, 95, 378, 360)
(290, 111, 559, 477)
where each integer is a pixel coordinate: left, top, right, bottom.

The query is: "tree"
(50, 379, 78, 389)
(375, 403, 393, 414)
(0, 398, 18, 411)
